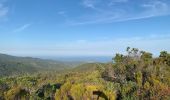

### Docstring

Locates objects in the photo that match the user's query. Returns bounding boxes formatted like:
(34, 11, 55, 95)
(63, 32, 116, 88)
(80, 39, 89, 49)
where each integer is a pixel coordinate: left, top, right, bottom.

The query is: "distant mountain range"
(0, 54, 109, 77)
(0, 54, 77, 76)
(0, 53, 112, 77)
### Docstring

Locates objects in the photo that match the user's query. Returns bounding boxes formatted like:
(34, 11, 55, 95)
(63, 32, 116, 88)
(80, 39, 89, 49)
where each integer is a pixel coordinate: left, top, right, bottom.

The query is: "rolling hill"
(0, 53, 109, 76)
(0, 54, 73, 76)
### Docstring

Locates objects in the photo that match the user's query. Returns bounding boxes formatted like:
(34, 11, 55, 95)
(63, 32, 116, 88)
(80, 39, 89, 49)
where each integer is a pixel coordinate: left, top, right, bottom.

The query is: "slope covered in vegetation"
(0, 54, 73, 76)
(0, 47, 170, 100)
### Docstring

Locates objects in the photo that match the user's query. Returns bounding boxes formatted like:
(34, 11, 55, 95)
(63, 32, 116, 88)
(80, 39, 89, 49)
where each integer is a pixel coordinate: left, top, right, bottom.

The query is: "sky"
(0, 0, 170, 57)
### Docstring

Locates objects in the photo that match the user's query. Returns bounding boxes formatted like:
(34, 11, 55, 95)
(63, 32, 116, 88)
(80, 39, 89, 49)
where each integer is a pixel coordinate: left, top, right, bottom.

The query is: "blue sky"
(0, 0, 170, 57)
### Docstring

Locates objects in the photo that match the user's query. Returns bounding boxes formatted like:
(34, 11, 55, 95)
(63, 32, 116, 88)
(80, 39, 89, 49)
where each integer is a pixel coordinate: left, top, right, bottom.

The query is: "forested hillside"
(0, 54, 74, 76)
(0, 47, 170, 100)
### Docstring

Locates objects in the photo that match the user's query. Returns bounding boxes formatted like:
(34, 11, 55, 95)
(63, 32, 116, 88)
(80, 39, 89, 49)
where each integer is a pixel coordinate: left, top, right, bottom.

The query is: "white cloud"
(82, 0, 97, 9)
(142, 1, 169, 16)
(57, 11, 65, 15)
(109, 0, 128, 5)
(13, 24, 31, 33)
(69, 0, 170, 25)
(0, 3, 8, 19)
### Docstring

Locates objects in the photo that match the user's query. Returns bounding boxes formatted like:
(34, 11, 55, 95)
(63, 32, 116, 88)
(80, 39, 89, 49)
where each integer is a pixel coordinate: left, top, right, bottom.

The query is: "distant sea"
(37, 56, 113, 63)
